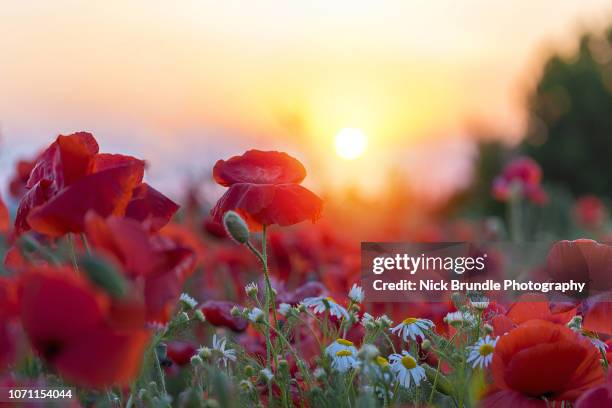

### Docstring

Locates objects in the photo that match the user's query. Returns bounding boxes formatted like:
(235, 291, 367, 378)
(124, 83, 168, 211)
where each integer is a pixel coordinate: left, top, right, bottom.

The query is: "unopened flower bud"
(244, 365, 255, 376)
(278, 359, 289, 374)
(223, 211, 250, 244)
(451, 292, 464, 308)
(198, 346, 212, 359)
(245, 282, 258, 298)
(313, 367, 326, 380)
(204, 399, 220, 408)
(483, 323, 494, 334)
(191, 355, 204, 367)
(357, 344, 379, 360)
(421, 339, 432, 351)
(230, 305, 242, 318)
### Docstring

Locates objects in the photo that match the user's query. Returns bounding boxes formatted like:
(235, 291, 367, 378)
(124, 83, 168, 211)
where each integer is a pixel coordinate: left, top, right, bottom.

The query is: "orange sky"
(1, 1, 611, 198)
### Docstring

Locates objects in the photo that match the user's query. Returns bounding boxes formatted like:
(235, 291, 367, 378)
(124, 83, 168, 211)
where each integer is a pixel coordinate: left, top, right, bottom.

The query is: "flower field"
(0, 131, 611, 408)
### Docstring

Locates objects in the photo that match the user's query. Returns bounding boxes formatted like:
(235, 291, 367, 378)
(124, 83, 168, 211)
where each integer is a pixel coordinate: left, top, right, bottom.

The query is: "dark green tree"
(522, 27, 612, 198)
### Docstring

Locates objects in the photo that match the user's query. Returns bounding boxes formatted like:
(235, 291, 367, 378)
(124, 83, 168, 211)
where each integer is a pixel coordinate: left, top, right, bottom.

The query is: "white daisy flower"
(326, 338, 358, 357)
(390, 318, 434, 341)
(330, 350, 359, 372)
(210, 334, 236, 367)
(179, 293, 198, 309)
(444, 311, 477, 327)
(302, 296, 349, 320)
(466, 335, 498, 369)
(247, 307, 264, 323)
(325, 338, 359, 372)
(389, 351, 426, 389)
(278, 303, 292, 316)
(348, 284, 364, 303)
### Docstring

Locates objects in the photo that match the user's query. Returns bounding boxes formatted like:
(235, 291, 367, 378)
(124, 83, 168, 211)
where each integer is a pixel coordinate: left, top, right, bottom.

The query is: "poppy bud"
(423, 364, 453, 396)
(421, 339, 432, 351)
(223, 211, 250, 244)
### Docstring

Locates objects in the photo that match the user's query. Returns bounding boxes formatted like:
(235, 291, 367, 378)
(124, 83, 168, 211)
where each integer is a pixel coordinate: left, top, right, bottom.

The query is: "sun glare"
(334, 128, 367, 160)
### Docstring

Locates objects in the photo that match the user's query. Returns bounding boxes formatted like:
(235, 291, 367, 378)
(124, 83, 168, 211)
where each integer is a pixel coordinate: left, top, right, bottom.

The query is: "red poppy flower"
(84, 212, 197, 323)
(200, 300, 247, 332)
(210, 150, 323, 231)
(166, 341, 197, 366)
(482, 320, 604, 407)
(574, 195, 607, 230)
(14, 132, 178, 237)
(18, 266, 150, 388)
(547, 239, 612, 297)
(492, 156, 547, 205)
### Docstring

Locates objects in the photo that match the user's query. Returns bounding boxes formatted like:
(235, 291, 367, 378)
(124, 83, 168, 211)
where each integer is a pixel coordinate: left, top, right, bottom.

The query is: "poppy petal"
(213, 150, 306, 186)
(211, 183, 323, 230)
(13, 179, 53, 236)
(125, 183, 179, 232)
(27, 132, 99, 190)
(26, 163, 144, 236)
(53, 327, 149, 388)
(19, 268, 109, 354)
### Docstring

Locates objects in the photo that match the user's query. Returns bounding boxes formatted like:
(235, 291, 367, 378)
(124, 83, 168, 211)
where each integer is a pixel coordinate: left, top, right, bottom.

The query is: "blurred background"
(1, 0, 612, 240)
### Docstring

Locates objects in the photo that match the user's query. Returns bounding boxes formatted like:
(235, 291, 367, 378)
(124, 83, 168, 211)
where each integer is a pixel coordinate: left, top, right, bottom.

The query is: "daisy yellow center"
(336, 350, 352, 357)
(401, 355, 417, 369)
(402, 317, 418, 325)
(325, 297, 336, 304)
(376, 356, 389, 367)
(479, 343, 494, 356)
(336, 338, 354, 347)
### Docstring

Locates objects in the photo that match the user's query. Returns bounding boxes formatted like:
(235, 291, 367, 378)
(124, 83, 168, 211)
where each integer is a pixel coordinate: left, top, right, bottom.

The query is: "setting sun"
(334, 128, 368, 160)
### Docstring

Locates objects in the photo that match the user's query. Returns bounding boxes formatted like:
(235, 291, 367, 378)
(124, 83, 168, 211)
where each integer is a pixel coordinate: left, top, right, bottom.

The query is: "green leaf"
(78, 254, 127, 297)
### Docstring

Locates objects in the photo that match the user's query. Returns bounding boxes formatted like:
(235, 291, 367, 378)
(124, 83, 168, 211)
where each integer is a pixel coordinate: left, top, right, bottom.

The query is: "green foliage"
(522, 27, 612, 198)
